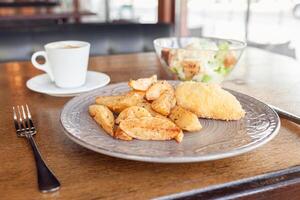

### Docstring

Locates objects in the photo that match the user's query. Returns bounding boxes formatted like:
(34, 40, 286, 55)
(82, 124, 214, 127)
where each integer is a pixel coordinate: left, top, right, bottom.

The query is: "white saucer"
(26, 71, 110, 97)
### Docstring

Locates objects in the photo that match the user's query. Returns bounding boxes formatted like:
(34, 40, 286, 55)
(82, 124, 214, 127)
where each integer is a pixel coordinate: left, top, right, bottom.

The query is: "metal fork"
(13, 105, 60, 193)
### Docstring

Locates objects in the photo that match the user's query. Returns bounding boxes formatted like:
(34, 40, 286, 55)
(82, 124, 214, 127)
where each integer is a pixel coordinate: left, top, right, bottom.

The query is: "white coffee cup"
(31, 41, 90, 88)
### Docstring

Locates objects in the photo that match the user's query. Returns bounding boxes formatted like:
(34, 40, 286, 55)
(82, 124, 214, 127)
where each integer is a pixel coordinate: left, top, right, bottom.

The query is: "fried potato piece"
(136, 102, 166, 119)
(114, 127, 132, 141)
(96, 91, 144, 113)
(89, 105, 115, 136)
(174, 131, 184, 143)
(119, 117, 181, 141)
(175, 82, 245, 120)
(126, 90, 146, 99)
(128, 75, 157, 91)
(116, 106, 151, 124)
(95, 95, 123, 108)
(145, 80, 174, 101)
(169, 106, 202, 132)
(151, 91, 176, 116)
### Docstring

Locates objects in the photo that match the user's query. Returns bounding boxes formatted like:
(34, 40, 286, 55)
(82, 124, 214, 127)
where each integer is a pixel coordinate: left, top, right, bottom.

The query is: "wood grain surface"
(0, 48, 299, 200)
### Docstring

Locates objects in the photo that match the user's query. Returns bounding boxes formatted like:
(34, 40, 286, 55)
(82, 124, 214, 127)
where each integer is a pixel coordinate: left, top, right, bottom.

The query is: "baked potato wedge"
(96, 91, 144, 113)
(136, 102, 166, 119)
(116, 106, 151, 124)
(119, 117, 181, 141)
(89, 105, 115, 136)
(128, 75, 157, 91)
(95, 95, 124, 109)
(169, 106, 202, 132)
(145, 80, 174, 101)
(126, 90, 146, 99)
(174, 131, 184, 143)
(151, 91, 176, 116)
(114, 127, 132, 141)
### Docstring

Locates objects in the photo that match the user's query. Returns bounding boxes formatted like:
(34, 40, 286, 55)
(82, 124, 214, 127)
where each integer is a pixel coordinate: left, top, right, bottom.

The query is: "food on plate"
(95, 95, 124, 110)
(151, 91, 176, 116)
(145, 80, 174, 101)
(128, 75, 157, 91)
(136, 102, 166, 119)
(174, 131, 184, 143)
(169, 106, 202, 131)
(96, 91, 144, 113)
(114, 127, 133, 141)
(126, 90, 146, 99)
(175, 81, 245, 120)
(89, 75, 245, 143)
(89, 105, 115, 136)
(119, 117, 181, 141)
(116, 106, 152, 124)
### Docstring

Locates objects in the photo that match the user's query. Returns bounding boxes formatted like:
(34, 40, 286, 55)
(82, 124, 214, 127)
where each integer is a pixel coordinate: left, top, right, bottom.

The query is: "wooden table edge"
(156, 165, 300, 199)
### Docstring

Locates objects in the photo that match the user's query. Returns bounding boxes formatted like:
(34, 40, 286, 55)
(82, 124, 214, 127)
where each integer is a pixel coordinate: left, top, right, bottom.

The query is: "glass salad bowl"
(153, 37, 246, 83)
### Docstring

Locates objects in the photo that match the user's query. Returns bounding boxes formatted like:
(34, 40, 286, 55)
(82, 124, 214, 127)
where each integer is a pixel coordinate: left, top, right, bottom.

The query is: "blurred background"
(0, 0, 299, 62)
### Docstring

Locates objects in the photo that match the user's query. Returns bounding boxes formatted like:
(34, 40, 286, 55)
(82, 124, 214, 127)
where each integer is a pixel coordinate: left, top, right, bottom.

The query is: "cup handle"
(31, 51, 54, 82)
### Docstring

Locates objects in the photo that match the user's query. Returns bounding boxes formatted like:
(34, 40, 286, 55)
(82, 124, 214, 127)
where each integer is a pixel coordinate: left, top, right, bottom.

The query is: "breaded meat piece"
(175, 82, 245, 121)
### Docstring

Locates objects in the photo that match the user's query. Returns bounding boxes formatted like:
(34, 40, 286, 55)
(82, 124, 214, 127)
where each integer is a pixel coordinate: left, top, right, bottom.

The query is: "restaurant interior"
(1, 0, 300, 61)
(1, 0, 300, 200)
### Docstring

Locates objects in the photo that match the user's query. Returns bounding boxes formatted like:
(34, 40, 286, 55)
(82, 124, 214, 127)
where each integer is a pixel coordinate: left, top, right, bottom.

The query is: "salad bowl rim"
(153, 36, 247, 51)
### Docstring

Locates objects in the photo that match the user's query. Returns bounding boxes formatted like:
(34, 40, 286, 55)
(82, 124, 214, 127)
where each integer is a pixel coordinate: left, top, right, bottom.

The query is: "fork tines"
(13, 105, 36, 136)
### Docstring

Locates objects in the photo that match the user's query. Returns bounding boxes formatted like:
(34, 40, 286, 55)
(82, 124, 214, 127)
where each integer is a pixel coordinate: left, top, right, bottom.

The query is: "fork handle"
(26, 134, 61, 192)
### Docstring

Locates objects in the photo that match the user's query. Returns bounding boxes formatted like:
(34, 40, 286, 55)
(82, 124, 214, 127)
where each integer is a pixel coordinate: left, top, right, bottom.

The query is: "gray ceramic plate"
(60, 81, 280, 163)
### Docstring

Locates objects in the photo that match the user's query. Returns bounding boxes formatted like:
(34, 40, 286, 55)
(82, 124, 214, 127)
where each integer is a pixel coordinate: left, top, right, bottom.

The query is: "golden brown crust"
(114, 127, 133, 141)
(119, 117, 181, 141)
(174, 131, 184, 143)
(128, 75, 157, 91)
(145, 80, 174, 101)
(89, 105, 115, 136)
(96, 91, 144, 113)
(175, 82, 245, 120)
(151, 91, 176, 116)
(136, 102, 167, 119)
(116, 106, 151, 124)
(169, 106, 202, 132)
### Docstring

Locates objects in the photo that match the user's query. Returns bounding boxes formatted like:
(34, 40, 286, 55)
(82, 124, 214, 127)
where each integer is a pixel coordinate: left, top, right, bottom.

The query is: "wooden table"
(0, 47, 300, 199)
